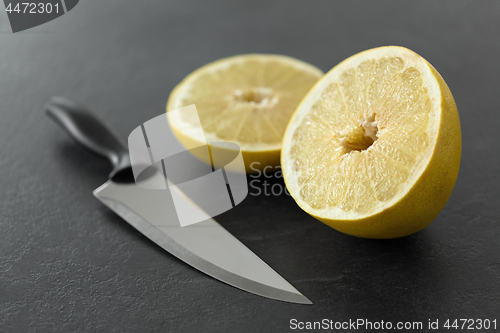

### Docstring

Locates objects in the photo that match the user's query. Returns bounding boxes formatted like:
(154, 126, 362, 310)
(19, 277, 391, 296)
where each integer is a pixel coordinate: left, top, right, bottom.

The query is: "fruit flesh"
(170, 56, 322, 150)
(167, 54, 324, 172)
(290, 56, 433, 215)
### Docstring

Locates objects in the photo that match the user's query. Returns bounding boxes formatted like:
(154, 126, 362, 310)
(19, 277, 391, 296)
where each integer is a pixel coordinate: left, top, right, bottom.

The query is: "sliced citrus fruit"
(167, 54, 323, 172)
(281, 46, 461, 239)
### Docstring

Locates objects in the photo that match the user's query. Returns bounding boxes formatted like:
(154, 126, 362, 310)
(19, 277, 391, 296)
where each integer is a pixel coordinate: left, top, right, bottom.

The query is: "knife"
(45, 97, 312, 304)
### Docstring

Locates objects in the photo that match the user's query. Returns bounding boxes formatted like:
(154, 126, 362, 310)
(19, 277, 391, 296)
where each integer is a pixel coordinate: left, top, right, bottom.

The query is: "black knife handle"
(45, 96, 134, 183)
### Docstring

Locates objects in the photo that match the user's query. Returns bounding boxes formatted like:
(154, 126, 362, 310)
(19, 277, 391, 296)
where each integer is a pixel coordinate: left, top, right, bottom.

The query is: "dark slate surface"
(1, 1, 499, 332)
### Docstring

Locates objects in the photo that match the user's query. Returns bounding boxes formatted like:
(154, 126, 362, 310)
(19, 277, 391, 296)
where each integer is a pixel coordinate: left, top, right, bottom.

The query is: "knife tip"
(277, 291, 313, 305)
(296, 295, 313, 305)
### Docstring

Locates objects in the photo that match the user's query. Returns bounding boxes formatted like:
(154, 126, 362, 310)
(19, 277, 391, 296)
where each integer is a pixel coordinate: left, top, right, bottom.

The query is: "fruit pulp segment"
(290, 56, 432, 213)
(176, 59, 321, 145)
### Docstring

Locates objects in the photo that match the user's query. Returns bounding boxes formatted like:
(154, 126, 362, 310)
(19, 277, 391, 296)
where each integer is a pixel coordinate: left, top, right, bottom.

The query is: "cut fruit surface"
(281, 46, 461, 238)
(167, 54, 323, 172)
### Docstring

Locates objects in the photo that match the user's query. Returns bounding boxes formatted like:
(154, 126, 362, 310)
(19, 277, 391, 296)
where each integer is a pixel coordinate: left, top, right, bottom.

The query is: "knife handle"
(45, 96, 133, 182)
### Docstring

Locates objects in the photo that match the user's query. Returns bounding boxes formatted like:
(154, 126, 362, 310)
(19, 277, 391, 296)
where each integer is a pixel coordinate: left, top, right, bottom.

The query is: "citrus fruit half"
(167, 54, 323, 172)
(281, 46, 461, 238)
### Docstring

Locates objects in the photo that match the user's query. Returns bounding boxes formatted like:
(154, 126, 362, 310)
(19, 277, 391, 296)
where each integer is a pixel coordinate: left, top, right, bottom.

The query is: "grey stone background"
(1, 1, 499, 332)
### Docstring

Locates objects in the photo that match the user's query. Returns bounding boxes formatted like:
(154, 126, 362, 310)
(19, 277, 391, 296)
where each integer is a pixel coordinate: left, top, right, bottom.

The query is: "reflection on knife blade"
(94, 179, 312, 304)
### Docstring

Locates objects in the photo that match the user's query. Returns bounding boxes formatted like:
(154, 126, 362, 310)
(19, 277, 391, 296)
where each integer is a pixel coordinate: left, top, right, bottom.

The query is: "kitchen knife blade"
(45, 97, 312, 304)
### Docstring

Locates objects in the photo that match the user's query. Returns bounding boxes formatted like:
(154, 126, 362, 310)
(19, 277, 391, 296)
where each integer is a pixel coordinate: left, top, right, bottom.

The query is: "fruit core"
(232, 87, 279, 108)
(339, 113, 378, 153)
